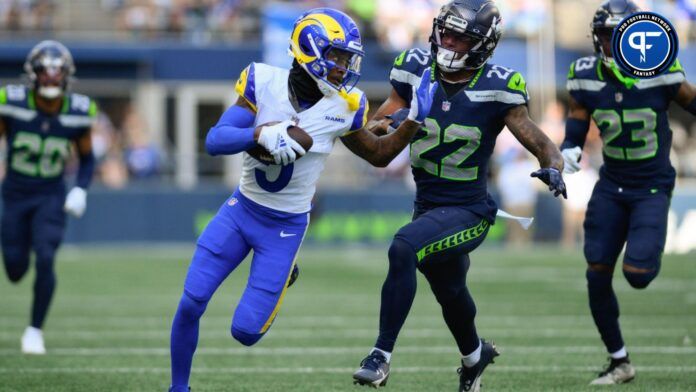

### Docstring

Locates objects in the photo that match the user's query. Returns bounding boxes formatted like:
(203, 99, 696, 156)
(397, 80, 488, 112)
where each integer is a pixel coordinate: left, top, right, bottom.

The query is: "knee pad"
(388, 238, 417, 274)
(623, 269, 657, 289)
(178, 292, 208, 320)
(231, 326, 264, 347)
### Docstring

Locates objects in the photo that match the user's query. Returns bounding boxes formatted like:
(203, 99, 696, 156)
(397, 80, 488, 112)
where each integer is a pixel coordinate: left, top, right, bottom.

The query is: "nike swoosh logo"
(280, 231, 296, 238)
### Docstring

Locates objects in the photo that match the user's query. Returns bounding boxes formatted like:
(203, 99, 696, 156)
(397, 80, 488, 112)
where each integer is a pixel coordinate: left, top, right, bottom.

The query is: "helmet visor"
(324, 47, 362, 90)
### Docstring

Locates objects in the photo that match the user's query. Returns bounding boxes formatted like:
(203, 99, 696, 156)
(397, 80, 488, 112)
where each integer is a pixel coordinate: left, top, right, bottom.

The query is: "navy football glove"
(385, 108, 410, 133)
(531, 168, 567, 199)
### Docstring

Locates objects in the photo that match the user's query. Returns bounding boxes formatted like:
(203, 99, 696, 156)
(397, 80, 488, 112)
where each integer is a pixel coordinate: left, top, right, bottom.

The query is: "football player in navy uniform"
(0, 41, 96, 354)
(352, 1, 566, 390)
(561, 0, 696, 385)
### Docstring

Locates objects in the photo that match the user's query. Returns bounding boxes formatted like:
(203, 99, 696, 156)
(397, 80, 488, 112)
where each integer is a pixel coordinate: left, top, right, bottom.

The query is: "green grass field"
(0, 246, 694, 391)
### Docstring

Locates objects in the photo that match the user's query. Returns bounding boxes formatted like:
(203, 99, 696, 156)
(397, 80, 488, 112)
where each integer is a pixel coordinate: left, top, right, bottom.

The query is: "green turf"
(0, 246, 694, 391)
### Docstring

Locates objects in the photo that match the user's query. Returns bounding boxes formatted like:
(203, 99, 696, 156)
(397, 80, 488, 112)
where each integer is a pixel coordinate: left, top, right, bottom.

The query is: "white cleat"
(590, 357, 635, 385)
(21, 326, 46, 355)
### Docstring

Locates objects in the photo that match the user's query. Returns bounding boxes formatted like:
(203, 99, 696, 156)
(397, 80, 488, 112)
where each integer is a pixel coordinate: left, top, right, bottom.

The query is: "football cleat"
(590, 356, 635, 385)
(21, 326, 46, 355)
(287, 264, 300, 288)
(458, 340, 499, 392)
(353, 350, 390, 388)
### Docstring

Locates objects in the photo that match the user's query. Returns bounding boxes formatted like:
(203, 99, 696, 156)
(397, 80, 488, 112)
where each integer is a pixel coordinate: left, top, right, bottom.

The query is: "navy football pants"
(376, 205, 491, 355)
(583, 177, 670, 353)
(1, 189, 66, 329)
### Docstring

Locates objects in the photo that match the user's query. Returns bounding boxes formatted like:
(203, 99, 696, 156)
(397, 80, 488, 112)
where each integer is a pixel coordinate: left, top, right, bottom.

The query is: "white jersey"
(233, 62, 368, 214)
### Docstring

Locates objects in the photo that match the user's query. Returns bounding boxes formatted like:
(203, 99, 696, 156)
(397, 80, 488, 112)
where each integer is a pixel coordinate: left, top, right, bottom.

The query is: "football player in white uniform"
(168, 8, 438, 391)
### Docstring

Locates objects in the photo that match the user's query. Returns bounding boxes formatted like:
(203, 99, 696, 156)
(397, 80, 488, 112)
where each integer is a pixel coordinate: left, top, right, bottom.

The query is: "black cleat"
(353, 351, 390, 388)
(287, 264, 299, 288)
(458, 340, 499, 392)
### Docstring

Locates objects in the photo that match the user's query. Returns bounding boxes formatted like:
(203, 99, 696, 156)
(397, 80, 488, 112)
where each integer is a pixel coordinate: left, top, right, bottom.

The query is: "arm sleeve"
(560, 118, 591, 150)
(76, 150, 95, 189)
(205, 105, 257, 156)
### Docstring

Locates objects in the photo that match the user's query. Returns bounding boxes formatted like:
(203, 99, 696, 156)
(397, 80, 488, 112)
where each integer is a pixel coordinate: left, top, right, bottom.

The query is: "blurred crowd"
(1, 0, 695, 47)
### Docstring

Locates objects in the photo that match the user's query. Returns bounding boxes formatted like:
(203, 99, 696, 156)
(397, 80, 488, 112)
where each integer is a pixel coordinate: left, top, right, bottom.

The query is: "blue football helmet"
(288, 8, 364, 94)
(591, 0, 641, 67)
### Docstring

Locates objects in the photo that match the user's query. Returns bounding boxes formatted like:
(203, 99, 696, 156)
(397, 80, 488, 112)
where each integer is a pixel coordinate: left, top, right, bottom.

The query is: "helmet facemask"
(24, 41, 75, 100)
(430, 12, 501, 73)
(288, 9, 364, 96)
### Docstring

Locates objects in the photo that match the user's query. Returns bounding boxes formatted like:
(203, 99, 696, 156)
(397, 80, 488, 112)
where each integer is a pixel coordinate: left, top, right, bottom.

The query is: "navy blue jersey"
(567, 56, 685, 190)
(390, 48, 529, 219)
(0, 85, 96, 194)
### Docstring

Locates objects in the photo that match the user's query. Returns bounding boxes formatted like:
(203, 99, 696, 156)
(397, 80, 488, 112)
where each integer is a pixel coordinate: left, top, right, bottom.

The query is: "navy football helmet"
(591, 0, 641, 67)
(429, 0, 503, 72)
(24, 40, 75, 100)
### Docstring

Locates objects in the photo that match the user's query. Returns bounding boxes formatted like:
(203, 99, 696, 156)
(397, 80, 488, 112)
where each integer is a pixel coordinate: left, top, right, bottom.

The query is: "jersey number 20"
(411, 118, 482, 181)
(11, 132, 70, 178)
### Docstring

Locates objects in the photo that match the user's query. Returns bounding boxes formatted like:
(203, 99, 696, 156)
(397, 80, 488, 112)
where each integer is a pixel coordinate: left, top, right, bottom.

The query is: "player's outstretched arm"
(674, 81, 696, 116)
(363, 89, 409, 136)
(341, 118, 421, 167)
(559, 96, 592, 174)
(504, 104, 567, 198)
(342, 68, 438, 167)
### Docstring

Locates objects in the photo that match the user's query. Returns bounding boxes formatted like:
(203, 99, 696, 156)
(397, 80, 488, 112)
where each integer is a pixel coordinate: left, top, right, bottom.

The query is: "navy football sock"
(375, 238, 418, 352)
(587, 269, 624, 353)
(31, 255, 56, 329)
(171, 293, 208, 389)
(423, 255, 479, 356)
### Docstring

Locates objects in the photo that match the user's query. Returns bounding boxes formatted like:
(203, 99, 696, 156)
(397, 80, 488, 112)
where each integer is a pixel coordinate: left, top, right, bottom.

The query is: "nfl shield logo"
(615, 92, 623, 103)
(442, 101, 451, 112)
(227, 198, 238, 206)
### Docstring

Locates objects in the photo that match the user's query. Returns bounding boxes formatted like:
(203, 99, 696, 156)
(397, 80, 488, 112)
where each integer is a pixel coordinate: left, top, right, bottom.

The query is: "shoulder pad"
(568, 56, 601, 81)
(235, 62, 258, 112)
(390, 48, 432, 86)
(0, 85, 29, 106)
(666, 58, 686, 75)
(465, 64, 529, 105)
(345, 90, 368, 134)
(66, 93, 97, 117)
(634, 59, 686, 89)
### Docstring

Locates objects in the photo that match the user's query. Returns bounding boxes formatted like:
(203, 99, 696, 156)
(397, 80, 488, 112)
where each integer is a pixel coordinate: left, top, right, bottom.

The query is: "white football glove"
(257, 120, 306, 166)
(561, 146, 583, 174)
(64, 187, 87, 218)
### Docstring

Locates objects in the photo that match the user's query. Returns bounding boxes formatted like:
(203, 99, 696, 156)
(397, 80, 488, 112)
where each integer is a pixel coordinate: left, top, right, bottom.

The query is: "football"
(247, 124, 313, 164)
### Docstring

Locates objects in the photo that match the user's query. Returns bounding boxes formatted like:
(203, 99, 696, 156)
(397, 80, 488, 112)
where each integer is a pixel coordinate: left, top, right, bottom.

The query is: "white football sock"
(461, 340, 482, 368)
(371, 347, 392, 363)
(610, 346, 627, 359)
